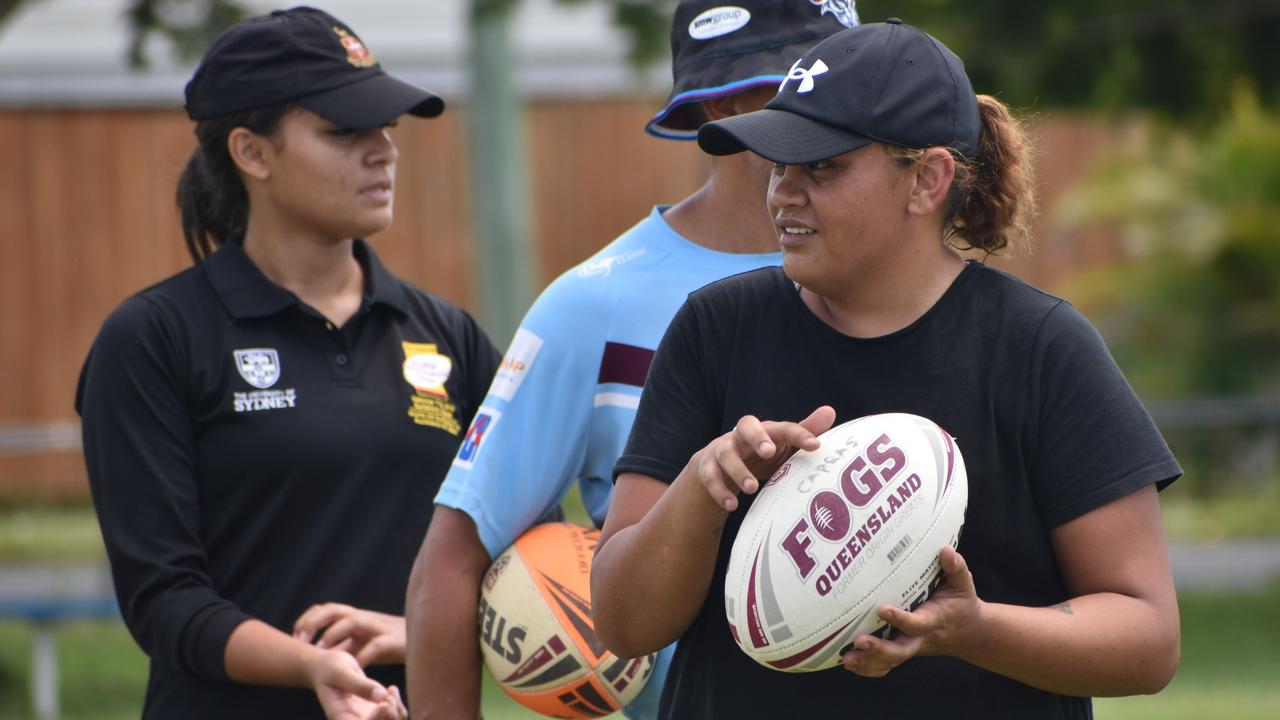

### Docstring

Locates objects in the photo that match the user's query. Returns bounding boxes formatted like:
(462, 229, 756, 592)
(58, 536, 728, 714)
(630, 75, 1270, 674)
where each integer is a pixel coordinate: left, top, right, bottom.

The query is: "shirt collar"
(203, 239, 409, 320)
(354, 239, 410, 316)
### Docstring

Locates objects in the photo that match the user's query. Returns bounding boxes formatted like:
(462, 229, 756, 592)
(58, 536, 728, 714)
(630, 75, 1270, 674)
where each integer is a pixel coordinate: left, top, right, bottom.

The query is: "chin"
(353, 214, 394, 238)
(781, 254, 818, 285)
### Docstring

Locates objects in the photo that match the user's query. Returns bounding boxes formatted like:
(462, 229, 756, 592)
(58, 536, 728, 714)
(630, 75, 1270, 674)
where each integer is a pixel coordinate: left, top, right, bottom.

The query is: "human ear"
(227, 127, 273, 181)
(699, 94, 738, 122)
(906, 148, 956, 217)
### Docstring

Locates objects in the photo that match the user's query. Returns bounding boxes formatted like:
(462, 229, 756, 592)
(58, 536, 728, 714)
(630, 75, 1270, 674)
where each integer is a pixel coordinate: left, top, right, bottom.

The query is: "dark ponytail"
(176, 105, 291, 263)
(946, 95, 1037, 255)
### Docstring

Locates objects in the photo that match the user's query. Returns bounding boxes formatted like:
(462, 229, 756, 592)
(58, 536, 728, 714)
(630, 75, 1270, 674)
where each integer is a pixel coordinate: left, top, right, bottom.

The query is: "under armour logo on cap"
(781, 58, 829, 93)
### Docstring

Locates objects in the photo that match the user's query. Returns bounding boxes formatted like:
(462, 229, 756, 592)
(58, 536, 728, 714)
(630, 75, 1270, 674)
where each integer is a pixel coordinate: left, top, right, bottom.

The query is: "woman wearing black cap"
(592, 20, 1181, 719)
(76, 7, 498, 719)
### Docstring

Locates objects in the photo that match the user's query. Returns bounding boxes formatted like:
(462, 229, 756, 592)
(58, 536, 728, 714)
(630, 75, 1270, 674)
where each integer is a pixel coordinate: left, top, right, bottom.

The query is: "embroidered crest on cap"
(233, 348, 281, 388)
(688, 6, 751, 40)
(332, 25, 377, 68)
(810, 0, 861, 29)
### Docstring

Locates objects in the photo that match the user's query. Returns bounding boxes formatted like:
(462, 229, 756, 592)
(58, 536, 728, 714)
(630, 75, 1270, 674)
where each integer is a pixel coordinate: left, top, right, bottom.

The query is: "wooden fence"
(0, 99, 1121, 499)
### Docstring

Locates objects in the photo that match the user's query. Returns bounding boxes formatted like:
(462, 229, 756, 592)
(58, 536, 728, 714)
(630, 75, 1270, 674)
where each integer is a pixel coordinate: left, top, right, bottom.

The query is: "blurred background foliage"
(1061, 84, 1280, 398)
(1055, 83, 1280, 501)
(858, 0, 1280, 122)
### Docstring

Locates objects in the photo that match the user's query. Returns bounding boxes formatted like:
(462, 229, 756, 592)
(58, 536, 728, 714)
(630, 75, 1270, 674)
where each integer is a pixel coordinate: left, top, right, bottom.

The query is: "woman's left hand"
(840, 545, 983, 677)
(315, 681, 408, 720)
(294, 603, 406, 667)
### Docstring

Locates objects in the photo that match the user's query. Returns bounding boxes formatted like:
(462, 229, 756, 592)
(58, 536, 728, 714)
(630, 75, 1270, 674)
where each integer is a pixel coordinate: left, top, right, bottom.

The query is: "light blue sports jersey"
(437, 206, 781, 719)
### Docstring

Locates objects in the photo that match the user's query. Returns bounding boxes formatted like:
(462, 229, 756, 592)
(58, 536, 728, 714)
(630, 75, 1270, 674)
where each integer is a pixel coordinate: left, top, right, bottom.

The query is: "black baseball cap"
(697, 19, 981, 163)
(184, 6, 444, 128)
(646, 0, 860, 140)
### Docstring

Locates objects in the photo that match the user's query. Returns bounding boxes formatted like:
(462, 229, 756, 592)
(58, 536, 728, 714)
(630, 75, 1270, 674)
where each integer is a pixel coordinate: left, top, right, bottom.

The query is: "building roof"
(0, 0, 671, 107)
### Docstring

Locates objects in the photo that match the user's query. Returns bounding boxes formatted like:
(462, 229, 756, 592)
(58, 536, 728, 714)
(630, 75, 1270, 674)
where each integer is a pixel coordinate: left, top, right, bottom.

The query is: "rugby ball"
(724, 413, 967, 672)
(479, 522, 656, 718)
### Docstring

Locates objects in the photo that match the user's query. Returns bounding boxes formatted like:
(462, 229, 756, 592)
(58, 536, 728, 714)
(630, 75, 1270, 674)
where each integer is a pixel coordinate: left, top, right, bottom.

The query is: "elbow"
(592, 606, 656, 661)
(590, 566, 659, 660)
(1127, 615, 1180, 695)
(590, 581, 636, 658)
(1141, 630, 1180, 695)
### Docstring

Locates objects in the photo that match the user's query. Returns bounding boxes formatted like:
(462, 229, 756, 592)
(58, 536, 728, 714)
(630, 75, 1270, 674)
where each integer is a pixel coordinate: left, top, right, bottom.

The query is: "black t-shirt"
(616, 263, 1180, 720)
(76, 241, 499, 719)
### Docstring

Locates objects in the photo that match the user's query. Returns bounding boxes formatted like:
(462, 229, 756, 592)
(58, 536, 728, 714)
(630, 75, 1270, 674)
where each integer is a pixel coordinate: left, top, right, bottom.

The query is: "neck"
(801, 238, 966, 339)
(242, 218, 365, 327)
(662, 153, 778, 254)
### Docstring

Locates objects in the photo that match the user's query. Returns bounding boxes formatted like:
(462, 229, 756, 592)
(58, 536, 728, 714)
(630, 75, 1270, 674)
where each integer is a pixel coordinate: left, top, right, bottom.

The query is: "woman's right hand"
(307, 648, 407, 720)
(692, 405, 836, 512)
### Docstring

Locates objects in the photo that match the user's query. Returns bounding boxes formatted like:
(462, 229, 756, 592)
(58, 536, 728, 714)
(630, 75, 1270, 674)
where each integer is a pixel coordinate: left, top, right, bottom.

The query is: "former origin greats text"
(779, 433, 924, 597)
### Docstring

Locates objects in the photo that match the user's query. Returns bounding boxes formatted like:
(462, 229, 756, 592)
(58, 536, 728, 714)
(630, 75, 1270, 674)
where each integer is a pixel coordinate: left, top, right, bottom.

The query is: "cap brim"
(646, 38, 828, 140)
(697, 108, 873, 164)
(299, 73, 444, 129)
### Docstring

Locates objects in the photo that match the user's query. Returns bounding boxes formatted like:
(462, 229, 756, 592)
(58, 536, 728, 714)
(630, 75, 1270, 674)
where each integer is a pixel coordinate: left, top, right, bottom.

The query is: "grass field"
(0, 581, 1277, 719)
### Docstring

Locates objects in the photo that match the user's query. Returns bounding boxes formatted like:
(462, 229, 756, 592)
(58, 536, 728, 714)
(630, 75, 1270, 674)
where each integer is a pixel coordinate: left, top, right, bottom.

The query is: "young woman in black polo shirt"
(592, 21, 1181, 720)
(76, 8, 498, 719)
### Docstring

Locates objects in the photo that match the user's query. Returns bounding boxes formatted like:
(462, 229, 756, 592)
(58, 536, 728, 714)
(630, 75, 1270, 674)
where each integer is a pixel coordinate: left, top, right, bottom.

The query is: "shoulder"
(686, 266, 788, 312)
(96, 265, 212, 346)
(522, 216, 676, 335)
(963, 262, 1085, 338)
(392, 278, 486, 338)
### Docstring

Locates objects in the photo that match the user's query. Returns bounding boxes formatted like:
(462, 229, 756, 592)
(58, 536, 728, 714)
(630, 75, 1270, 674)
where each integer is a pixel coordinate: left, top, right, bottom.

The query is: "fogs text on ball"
(725, 413, 968, 672)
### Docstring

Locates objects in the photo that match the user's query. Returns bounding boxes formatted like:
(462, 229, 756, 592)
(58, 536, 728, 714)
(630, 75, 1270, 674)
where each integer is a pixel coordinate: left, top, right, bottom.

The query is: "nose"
(768, 164, 807, 210)
(364, 127, 399, 166)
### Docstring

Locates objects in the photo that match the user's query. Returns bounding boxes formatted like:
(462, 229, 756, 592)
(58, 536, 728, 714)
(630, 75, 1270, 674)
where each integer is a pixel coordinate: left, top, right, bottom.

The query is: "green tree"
(1059, 84, 1280, 397)
(857, 1, 1280, 121)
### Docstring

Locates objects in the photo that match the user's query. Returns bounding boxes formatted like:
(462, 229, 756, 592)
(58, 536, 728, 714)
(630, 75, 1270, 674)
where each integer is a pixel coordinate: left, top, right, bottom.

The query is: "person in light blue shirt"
(404, 2, 859, 717)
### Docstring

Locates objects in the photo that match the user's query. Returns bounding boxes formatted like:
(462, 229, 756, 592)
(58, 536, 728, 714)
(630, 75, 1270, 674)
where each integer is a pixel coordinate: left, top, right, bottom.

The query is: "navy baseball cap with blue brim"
(185, 6, 443, 129)
(646, 0, 860, 140)
(698, 19, 981, 164)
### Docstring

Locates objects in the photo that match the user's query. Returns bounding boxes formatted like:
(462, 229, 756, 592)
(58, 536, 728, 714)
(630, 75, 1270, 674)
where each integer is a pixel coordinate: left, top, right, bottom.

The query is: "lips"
(775, 215, 817, 247)
(360, 180, 393, 203)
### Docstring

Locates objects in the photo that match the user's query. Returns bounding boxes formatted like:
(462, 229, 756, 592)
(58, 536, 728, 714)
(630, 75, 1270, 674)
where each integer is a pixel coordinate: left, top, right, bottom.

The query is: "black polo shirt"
(76, 240, 499, 719)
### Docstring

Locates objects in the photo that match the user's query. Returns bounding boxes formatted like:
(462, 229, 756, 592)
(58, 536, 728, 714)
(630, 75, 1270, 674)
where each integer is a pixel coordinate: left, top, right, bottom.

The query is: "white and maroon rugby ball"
(724, 413, 967, 672)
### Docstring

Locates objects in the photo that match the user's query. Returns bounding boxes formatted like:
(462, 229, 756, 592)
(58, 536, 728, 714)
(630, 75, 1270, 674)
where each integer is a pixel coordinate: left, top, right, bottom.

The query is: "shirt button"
(335, 354, 349, 366)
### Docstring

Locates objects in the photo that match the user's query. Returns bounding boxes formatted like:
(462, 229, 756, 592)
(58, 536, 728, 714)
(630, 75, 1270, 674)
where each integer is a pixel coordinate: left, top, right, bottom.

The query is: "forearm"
(225, 618, 323, 688)
(958, 592, 1179, 696)
(405, 506, 490, 720)
(591, 468, 728, 658)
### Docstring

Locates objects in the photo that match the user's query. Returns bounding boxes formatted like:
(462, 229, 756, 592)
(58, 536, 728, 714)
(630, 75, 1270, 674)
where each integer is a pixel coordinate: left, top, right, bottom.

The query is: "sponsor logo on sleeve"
(575, 247, 646, 279)
(403, 341, 461, 434)
(231, 348, 298, 413)
(454, 407, 501, 470)
(489, 329, 543, 401)
(688, 6, 751, 40)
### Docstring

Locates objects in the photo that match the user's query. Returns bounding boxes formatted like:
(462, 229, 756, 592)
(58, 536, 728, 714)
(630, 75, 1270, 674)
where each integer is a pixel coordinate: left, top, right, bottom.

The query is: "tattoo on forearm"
(1052, 602, 1073, 615)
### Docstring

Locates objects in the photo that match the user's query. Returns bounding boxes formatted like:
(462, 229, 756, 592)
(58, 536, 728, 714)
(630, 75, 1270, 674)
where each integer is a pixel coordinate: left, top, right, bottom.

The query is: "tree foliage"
(124, 0, 246, 68)
(1060, 83, 1280, 397)
(118, 0, 672, 69)
(4, 0, 1270, 119)
(857, 0, 1280, 121)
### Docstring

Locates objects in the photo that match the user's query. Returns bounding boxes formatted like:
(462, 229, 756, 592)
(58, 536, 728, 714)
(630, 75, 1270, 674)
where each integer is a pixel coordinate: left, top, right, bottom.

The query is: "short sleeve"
(1028, 302, 1182, 528)
(434, 291, 600, 559)
(615, 300, 722, 485)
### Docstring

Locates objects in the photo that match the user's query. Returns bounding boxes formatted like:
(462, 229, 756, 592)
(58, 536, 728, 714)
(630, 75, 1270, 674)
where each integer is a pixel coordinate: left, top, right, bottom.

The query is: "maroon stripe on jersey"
(598, 342, 655, 387)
